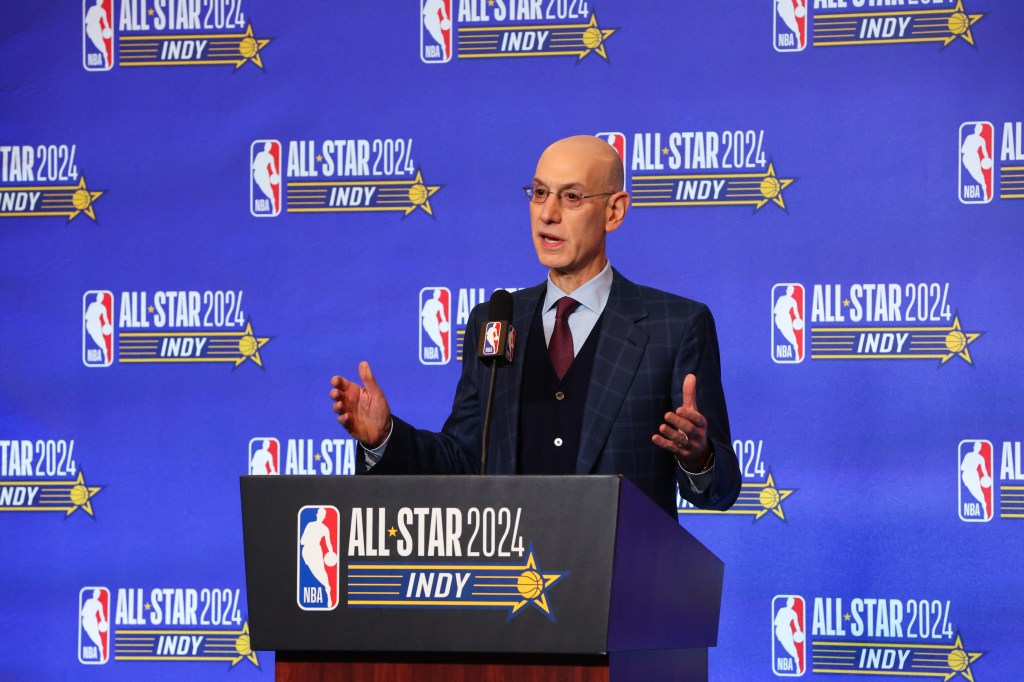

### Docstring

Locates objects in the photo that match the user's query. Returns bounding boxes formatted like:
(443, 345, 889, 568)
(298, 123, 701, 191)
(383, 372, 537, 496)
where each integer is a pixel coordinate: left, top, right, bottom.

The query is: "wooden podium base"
(276, 649, 708, 682)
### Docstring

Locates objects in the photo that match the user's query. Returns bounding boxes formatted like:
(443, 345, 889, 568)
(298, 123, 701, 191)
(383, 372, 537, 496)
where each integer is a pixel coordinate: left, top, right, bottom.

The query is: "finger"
(674, 405, 707, 429)
(682, 373, 698, 411)
(330, 375, 345, 388)
(358, 361, 379, 393)
(663, 411, 695, 435)
(659, 421, 690, 447)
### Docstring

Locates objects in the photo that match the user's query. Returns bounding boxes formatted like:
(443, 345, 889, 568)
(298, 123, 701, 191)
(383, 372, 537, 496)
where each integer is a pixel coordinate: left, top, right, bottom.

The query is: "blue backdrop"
(2, 1, 1022, 679)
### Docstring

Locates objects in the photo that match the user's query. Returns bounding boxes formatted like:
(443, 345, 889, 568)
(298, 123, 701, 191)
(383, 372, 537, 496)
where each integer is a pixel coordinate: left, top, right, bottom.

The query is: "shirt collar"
(544, 261, 613, 315)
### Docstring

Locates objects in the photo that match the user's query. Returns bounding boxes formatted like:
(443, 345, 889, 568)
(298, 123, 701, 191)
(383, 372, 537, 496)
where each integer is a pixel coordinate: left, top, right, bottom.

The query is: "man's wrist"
(677, 442, 714, 475)
(363, 418, 393, 453)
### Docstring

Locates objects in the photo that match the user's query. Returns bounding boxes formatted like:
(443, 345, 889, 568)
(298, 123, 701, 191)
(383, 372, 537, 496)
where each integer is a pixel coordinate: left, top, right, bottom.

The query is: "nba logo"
(78, 586, 110, 664)
(483, 322, 501, 356)
(420, 287, 452, 365)
(958, 439, 995, 522)
(596, 132, 627, 189)
(251, 140, 283, 217)
(772, 595, 806, 676)
(421, 0, 453, 63)
(959, 122, 994, 204)
(772, 284, 805, 364)
(297, 505, 341, 610)
(83, 290, 114, 367)
(83, 0, 114, 71)
(249, 437, 281, 475)
(773, 0, 808, 52)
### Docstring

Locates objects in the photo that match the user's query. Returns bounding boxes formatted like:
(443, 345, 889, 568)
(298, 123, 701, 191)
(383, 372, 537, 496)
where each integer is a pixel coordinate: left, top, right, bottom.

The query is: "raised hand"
(329, 361, 392, 447)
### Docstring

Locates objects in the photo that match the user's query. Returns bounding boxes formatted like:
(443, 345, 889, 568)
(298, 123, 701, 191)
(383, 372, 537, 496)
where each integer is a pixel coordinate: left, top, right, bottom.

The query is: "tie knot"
(555, 297, 580, 320)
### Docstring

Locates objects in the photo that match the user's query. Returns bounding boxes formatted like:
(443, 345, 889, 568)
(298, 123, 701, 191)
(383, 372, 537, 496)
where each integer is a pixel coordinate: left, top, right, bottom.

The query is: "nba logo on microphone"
(78, 586, 111, 665)
(771, 284, 805, 364)
(420, 287, 452, 365)
(772, 595, 806, 676)
(83, 290, 114, 367)
(251, 140, 283, 217)
(482, 322, 502, 356)
(958, 122, 994, 204)
(297, 505, 341, 611)
(421, 0, 453, 63)
(773, 0, 808, 53)
(958, 439, 994, 522)
(249, 437, 281, 475)
(83, 0, 115, 71)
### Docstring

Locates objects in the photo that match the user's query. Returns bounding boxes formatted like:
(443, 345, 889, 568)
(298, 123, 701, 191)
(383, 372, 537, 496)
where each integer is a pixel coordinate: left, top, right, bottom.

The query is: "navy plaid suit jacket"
(363, 269, 741, 517)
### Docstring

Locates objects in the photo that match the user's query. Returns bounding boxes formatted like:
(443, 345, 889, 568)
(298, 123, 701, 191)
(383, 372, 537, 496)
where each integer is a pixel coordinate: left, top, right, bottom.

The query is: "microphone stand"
(480, 359, 499, 475)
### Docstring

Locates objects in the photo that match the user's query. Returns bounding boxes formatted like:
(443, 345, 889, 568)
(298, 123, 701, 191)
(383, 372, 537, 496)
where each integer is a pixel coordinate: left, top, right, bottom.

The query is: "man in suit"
(330, 135, 740, 517)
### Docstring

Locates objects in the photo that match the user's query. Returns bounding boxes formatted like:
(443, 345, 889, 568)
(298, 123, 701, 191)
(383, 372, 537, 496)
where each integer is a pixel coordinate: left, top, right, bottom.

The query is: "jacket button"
(554, 438, 563, 447)
(555, 391, 565, 400)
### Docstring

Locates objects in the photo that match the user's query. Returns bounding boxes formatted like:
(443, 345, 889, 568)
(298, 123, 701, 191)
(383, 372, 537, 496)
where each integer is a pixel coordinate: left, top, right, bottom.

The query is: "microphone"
(478, 289, 515, 475)
(476, 289, 516, 365)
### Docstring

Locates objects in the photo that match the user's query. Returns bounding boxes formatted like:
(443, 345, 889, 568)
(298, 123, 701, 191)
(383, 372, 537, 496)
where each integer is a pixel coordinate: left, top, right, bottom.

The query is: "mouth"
(538, 231, 564, 248)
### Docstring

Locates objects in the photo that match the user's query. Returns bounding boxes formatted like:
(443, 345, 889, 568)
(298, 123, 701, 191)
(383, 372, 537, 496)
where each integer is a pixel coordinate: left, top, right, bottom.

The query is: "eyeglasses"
(523, 185, 614, 210)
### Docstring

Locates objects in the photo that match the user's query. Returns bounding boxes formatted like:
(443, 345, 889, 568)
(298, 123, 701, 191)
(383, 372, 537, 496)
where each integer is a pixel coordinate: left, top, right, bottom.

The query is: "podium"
(240, 475, 724, 681)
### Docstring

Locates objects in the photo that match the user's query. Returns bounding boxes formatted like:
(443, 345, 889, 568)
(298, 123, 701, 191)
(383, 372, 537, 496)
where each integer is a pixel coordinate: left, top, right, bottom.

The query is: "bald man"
(331, 136, 740, 516)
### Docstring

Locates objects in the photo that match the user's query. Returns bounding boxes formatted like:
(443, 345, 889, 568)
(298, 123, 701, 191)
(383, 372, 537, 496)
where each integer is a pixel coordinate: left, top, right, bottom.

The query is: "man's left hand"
(652, 373, 709, 469)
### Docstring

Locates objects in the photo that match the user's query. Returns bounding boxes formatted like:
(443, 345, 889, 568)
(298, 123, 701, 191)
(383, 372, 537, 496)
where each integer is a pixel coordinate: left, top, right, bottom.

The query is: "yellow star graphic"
(387, 526, 398, 537)
(67, 471, 103, 517)
(230, 622, 261, 668)
(234, 320, 272, 368)
(404, 169, 443, 216)
(843, 299, 851, 307)
(942, 1, 986, 48)
(942, 633, 984, 681)
(509, 551, 565, 616)
(68, 176, 105, 223)
(940, 316, 982, 366)
(577, 14, 617, 62)
(235, 24, 272, 71)
(754, 162, 796, 212)
(754, 472, 795, 521)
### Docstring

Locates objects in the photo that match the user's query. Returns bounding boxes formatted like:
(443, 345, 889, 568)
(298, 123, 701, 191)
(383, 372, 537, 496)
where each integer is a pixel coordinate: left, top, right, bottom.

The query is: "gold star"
(230, 622, 260, 668)
(577, 13, 617, 62)
(234, 320, 272, 368)
(509, 551, 565, 617)
(844, 613, 852, 621)
(388, 526, 398, 537)
(404, 169, 443, 217)
(753, 162, 796, 212)
(942, 1, 986, 48)
(235, 24, 272, 71)
(942, 633, 984, 681)
(662, 147, 669, 155)
(940, 316, 982, 366)
(68, 176, 105, 222)
(66, 471, 103, 517)
(843, 299, 851, 307)
(314, 453, 322, 461)
(148, 306, 154, 313)
(754, 472, 796, 521)
(316, 155, 323, 162)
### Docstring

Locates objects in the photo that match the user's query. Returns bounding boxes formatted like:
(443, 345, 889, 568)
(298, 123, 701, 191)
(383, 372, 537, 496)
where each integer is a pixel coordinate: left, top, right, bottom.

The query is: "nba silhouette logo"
(958, 122, 994, 204)
(83, 290, 114, 367)
(421, 0, 453, 63)
(772, 595, 806, 676)
(482, 322, 502, 356)
(419, 287, 452, 365)
(78, 586, 111, 664)
(249, 437, 281, 475)
(771, 284, 805, 364)
(251, 140, 283, 217)
(297, 505, 341, 611)
(596, 132, 627, 189)
(958, 439, 995, 522)
(773, 0, 808, 52)
(83, 0, 114, 71)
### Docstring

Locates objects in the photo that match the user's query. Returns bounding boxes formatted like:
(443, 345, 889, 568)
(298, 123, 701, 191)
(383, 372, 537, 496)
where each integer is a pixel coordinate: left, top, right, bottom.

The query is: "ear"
(605, 191, 630, 234)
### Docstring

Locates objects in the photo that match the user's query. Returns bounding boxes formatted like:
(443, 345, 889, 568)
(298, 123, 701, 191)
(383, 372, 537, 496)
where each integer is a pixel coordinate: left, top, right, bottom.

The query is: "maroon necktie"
(549, 297, 580, 380)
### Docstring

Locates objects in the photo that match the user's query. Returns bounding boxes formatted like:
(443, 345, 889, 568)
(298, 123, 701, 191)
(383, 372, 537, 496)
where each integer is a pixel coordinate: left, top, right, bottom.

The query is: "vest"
(517, 303, 603, 474)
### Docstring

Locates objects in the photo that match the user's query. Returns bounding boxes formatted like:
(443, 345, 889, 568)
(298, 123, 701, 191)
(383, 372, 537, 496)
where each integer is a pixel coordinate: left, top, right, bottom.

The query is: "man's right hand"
(330, 362, 392, 448)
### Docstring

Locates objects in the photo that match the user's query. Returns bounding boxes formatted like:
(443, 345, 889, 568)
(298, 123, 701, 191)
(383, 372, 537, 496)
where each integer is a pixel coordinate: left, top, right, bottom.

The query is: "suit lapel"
(490, 283, 545, 473)
(576, 271, 649, 474)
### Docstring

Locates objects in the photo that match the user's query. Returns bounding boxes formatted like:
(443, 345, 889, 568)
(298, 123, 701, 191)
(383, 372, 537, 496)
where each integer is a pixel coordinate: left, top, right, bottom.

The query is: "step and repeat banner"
(1, 1, 1022, 680)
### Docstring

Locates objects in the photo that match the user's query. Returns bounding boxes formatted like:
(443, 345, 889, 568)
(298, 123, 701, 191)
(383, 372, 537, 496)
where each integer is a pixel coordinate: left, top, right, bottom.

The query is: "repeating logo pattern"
(420, 287, 452, 365)
(297, 505, 341, 611)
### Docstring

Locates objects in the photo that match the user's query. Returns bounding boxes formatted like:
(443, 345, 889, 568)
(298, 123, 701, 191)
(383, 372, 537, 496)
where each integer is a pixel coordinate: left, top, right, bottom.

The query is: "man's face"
(529, 140, 616, 284)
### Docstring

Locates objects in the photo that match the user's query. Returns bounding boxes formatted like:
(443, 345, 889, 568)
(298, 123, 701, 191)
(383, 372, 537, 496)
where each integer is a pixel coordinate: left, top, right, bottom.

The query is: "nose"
(538, 193, 561, 224)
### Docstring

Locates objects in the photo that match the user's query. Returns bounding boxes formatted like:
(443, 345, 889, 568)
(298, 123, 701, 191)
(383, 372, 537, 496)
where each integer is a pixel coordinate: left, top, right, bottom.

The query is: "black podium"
(240, 475, 724, 681)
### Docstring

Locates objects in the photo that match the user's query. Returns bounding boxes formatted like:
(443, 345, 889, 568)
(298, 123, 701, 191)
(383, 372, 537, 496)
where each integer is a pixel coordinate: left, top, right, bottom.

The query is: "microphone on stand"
(477, 289, 515, 475)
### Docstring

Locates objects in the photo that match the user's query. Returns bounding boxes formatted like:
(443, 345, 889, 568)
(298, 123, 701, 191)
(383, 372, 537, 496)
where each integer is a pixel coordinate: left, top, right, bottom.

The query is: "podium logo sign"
(344, 505, 567, 621)
(297, 505, 341, 611)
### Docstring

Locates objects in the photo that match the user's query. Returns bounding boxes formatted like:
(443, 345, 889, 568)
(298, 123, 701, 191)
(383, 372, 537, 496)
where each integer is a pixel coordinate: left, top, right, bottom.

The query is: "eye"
(532, 187, 549, 198)
(562, 191, 583, 202)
